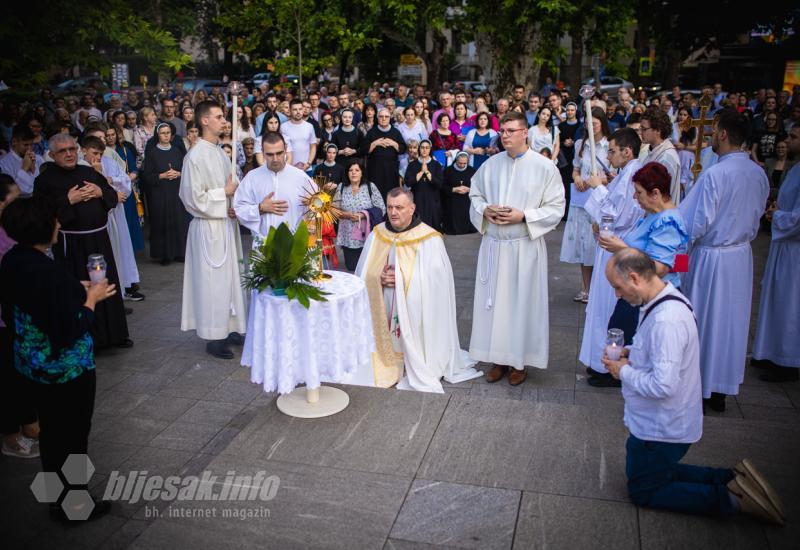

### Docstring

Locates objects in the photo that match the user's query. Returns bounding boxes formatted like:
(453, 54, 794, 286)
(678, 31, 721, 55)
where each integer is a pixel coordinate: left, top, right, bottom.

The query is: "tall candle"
(231, 87, 238, 180)
(579, 85, 597, 176)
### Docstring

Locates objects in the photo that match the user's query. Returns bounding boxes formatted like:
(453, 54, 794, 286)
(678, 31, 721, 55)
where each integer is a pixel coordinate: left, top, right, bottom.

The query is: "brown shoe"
(508, 367, 528, 386)
(486, 364, 509, 383)
(734, 459, 786, 520)
(728, 477, 784, 525)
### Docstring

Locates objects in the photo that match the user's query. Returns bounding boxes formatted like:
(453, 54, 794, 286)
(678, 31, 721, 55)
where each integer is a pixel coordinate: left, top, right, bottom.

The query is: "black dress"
(313, 161, 345, 185)
(362, 125, 407, 200)
(33, 163, 129, 348)
(442, 164, 477, 235)
(141, 145, 190, 262)
(332, 127, 363, 167)
(404, 159, 443, 230)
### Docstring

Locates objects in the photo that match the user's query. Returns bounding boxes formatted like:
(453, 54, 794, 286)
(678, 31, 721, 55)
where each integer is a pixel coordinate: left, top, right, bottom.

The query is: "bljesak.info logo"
(31, 453, 280, 521)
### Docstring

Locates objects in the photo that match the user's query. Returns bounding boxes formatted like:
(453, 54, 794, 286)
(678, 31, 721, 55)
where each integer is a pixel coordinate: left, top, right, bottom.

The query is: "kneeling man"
(603, 248, 785, 525)
(356, 188, 482, 393)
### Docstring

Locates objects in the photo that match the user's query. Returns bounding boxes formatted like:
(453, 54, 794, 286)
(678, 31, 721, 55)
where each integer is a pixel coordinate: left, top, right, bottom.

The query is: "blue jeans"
(625, 435, 735, 516)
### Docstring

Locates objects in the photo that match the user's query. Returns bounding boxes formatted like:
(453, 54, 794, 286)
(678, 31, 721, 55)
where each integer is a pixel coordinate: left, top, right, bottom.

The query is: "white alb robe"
(579, 159, 644, 372)
(752, 164, 800, 368)
(233, 163, 311, 243)
(179, 139, 247, 340)
(468, 149, 566, 370)
(354, 223, 482, 393)
(99, 155, 140, 289)
(679, 151, 769, 397)
(644, 140, 682, 205)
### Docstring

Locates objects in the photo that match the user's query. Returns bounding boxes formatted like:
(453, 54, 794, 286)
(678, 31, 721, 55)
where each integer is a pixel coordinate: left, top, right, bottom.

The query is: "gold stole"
(363, 222, 441, 387)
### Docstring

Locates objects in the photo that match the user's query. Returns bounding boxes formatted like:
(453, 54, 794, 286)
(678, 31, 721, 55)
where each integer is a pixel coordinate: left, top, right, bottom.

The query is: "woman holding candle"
(0, 196, 117, 521)
(589, 161, 689, 387)
(141, 123, 190, 266)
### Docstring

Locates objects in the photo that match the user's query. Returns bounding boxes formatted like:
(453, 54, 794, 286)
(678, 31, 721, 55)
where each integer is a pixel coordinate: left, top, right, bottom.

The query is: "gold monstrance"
(679, 92, 715, 183)
(301, 176, 343, 280)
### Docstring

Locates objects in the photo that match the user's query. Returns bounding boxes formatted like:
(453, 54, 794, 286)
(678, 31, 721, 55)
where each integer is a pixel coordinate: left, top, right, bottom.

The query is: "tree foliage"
(216, 0, 379, 88)
(0, 0, 193, 87)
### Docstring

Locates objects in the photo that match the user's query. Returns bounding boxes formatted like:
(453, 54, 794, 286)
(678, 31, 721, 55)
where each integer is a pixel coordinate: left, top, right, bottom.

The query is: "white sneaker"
(2, 434, 40, 458)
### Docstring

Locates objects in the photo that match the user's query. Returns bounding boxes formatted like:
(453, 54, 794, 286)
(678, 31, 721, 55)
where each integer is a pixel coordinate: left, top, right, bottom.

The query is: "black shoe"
(704, 392, 726, 412)
(49, 499, 111, 522)
(749, 358, 774, 370)
(124, 307, 133, 315)
(160, 259, 172, 266)
(206, 340, 234, 359)
(123, 290, 145, 301)
(175, 256, 185, 263)
(759, 367, 799, 383)
(115, 338, 134, 348)
(587, 367, 604, 376)
(587, 372, 621, 388)
(226, 332, 244, 346)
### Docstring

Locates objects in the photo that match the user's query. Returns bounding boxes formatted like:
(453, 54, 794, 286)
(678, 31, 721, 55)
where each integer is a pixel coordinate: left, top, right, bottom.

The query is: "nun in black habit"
(441, 151, 477, 235)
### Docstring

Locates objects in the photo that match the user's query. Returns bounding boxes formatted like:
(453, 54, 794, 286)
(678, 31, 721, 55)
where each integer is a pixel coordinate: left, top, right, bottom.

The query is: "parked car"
(170, 78, 227, 94)
(582, 76, 634, 98)
(54, 77, 110, 95)
(453, 81, 487, 93)
(251, 72, 276, 87)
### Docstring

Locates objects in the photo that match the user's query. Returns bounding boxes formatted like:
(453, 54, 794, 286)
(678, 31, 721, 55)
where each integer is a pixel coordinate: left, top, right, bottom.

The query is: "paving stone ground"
(1, 225, 798, 550)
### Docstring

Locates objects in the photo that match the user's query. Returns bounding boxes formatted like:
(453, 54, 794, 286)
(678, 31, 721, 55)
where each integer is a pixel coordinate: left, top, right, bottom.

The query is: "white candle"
(231, 88, 238, 180)
(89, 267, 105, 284)
(605, 343, 622, 361)
(579, 85, 597, 177)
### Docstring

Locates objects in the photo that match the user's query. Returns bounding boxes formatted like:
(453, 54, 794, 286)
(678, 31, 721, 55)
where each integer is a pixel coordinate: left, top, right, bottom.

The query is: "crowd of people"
(0, 76, 797, 525)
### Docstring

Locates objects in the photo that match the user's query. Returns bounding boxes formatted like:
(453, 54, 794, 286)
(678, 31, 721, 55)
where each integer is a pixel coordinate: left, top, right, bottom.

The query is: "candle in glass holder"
(599, 214, 614, 239)
(605, 328, 624, 361)
(87, 254, 106, 285)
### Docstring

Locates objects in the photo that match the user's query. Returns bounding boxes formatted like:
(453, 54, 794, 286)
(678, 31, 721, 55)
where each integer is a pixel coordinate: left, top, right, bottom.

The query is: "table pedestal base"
(276, 386, 350, 418)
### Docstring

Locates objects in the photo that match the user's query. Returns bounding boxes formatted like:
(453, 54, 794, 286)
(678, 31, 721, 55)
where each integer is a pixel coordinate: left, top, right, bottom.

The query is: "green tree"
(216, 0, 378, 95)
(0, 0, 192, 88)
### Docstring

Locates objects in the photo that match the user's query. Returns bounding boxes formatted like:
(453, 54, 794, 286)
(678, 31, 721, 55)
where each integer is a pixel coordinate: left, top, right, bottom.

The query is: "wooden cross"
(679, 92, 715, 182)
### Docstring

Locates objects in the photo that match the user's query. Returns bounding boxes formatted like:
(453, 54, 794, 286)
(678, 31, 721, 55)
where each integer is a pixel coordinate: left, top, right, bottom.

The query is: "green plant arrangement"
(241, 221, 329, 308)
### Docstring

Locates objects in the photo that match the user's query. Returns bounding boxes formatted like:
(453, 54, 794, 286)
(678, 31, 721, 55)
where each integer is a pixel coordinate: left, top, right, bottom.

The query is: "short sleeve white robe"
(579, 159, 644, 373)
(678, 151, 769, 396)
(752, 164, 800, 368)
(233, 163, 312, 244)
(179, 139, 247, 340)
(354, 222, 482, 393)
(468, 149, 566, 370)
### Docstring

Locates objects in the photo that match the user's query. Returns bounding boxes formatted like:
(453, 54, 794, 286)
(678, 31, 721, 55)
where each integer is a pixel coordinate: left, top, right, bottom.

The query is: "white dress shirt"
(620, 283, 703, 444)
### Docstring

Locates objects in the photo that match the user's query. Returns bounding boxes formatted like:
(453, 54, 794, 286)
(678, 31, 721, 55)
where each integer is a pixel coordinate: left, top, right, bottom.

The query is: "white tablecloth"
(242, 270, 375, 394)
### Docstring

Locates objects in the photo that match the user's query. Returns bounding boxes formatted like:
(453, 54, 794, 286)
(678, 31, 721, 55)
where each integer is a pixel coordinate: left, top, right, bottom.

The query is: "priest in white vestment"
(678, 108, 769, 411)
(752, 129, 800, 383)
(579, 128, 643, 375)
(234, 131, 312, 243)
(355, 188, 482, 393)
(468, 111, 565, 386)
(179, 101, 247, 359)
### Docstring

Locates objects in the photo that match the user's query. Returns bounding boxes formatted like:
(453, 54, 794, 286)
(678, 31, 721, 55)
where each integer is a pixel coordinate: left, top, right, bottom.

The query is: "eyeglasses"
(377, 115, 391, 118)
(499, 128, 526, 135)
(640, 125, 652, 132)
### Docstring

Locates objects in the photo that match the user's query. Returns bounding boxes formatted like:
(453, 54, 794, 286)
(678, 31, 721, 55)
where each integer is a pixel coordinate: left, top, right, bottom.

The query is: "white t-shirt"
(528, 125, 559, 155)
(280, 120, 317, 166)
